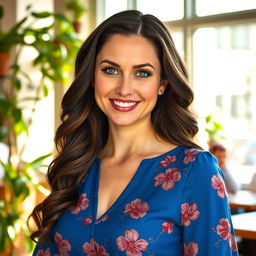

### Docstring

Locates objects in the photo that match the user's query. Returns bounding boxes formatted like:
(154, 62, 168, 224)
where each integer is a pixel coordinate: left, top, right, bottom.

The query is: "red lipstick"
(110, 98, 140, 112)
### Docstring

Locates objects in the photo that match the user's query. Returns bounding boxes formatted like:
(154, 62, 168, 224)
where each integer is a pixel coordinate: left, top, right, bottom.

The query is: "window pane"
(105, 0, 128, 19)
(193, 25, 256, 184)
(137, 0, 183, 21)
(16, 0, 55, 163)
(170, 29, 184, 59)
(196, 0, 256, 16)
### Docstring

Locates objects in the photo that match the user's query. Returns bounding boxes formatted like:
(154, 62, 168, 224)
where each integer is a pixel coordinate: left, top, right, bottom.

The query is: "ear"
(158, 80, 168, 95)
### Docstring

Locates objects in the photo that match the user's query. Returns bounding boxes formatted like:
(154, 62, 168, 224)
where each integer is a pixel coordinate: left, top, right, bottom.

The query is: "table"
(228, 190, 256, 211)
(231, 211, 256, 240)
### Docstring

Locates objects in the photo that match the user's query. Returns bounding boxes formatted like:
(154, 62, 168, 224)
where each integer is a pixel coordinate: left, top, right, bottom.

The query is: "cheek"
(94, 76, 111, 100)
(139, 81, 159, 101)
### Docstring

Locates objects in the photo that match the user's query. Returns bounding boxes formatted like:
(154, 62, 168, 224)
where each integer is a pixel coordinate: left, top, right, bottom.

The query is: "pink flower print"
(162, 222, 174, 234)
(181, 202, 200, 226)
(82, 217, 92, 225)
(216, 218, 231, 240)
(211, 174, 227, 198)
(116, 229, 149, 256)
(95, 214, 108, 224)
(183, 241, 199, 256)
(36, 248, 51, 256)
(183, 149, 199, 164)
(124, 199, 149, 219)
(228, 234, 238, 252)
(160, 155, 176, 167)
(82, 239, 109, 256)
(71, 193, 89, 214)
(54, 232, 71, 256)
(154, 168, 181, 190)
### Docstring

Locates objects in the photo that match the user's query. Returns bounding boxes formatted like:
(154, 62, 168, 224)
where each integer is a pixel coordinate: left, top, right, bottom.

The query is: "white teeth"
(113, 100, 136, 107)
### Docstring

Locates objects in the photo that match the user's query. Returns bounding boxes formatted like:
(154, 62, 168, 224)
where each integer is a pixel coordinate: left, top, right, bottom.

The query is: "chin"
(111, 119, 137, 127)
(108, 114, 140, 127)
(108, 112, 151, 127)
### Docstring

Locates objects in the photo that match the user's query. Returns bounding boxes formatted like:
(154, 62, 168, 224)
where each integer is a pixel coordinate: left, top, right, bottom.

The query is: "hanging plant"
(66, 0, 87, 33)
(0, 4, 83, 254)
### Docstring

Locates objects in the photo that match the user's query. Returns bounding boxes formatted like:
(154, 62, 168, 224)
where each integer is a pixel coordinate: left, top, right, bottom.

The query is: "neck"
(99, 117, 173, 162)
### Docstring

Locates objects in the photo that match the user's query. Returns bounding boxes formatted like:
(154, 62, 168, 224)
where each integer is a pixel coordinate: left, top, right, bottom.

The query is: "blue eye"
(102, 67, 118, 75)
(136, 71, 151, 78)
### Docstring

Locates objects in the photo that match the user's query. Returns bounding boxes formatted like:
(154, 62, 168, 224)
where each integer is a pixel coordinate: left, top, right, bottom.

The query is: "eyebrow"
(100, 59, 155, 70)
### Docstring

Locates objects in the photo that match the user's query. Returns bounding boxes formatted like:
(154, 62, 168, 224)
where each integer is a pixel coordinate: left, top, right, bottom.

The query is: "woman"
(30, 10, 238, 255)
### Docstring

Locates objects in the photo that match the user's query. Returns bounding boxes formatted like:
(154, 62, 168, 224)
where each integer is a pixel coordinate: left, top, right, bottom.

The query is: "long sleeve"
(181, 151, 239, 255)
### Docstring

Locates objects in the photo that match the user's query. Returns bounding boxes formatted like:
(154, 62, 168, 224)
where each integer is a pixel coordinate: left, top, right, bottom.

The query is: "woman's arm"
(181, 151, 239, 256)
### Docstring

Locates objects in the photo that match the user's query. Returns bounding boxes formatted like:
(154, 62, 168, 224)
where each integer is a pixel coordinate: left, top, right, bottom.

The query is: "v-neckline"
(94, 158, 145, 222)
(94, 145, 184, 222)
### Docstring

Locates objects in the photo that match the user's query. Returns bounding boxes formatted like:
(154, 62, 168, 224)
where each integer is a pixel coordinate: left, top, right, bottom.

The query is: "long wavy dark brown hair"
(29, 10, 201, 243)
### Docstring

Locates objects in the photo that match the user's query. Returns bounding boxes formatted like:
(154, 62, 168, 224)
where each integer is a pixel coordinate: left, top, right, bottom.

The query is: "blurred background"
(0, 0, 256, 255)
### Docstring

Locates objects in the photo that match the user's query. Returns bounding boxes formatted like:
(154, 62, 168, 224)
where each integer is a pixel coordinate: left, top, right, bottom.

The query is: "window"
(192, 22, 256, 183)
(196, 0, 256, 16)
(98, 1, 256, 185)
(136, 0, 183, 21)
(16, 0, 55, 163)
(105, 0, 128, 19)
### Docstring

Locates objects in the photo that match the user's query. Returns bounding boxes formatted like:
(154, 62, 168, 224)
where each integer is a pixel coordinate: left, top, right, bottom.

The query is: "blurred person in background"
(210, 143, 240, 194)
(249, 172, 256, 192)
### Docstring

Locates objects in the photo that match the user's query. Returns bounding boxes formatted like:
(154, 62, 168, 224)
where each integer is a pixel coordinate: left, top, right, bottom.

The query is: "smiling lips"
(110, 98, 140, 112)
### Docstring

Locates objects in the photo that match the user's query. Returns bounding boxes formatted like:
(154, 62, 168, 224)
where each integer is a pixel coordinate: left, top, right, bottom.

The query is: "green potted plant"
(66, 0, 87, 33)
(0, 155, 51, 254)
(205, 113, 225, 146)
(0, 4, 82, 255)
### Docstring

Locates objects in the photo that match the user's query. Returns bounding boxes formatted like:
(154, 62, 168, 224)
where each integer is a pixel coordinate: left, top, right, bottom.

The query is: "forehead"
(96, 34, 160, 66)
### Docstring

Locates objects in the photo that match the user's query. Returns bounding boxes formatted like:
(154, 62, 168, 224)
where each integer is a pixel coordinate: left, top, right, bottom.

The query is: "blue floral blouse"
(33, 146, 239, 256)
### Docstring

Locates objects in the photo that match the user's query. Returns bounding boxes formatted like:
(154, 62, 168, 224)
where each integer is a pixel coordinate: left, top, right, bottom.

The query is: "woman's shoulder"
(156, 145, 215, 165)
(180, 147, 221, 181)
(158, 145, 219, 175)
(148, 145, 217, 174)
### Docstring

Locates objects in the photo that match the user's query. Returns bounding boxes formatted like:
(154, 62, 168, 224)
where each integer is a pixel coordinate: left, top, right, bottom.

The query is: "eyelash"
(136, 70, 152, 78)
(101, 67, 152, 78)
(101, 67, 118, 75)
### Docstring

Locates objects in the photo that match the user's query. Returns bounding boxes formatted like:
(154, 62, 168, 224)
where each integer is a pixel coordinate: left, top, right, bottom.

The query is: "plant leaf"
(12, 78, 22, 90)
(12, 108, 22, 123)
(31, 11, 51, 18)
(0, 215, 9, 252)
(30, 153, 51, 167)
(14, 119, 28, 135)
(9, 17, 27, 35)
(33, 183, 50, 196)
(42, 85, 48, 97)
(0, 161, 17, 179)
(20, 96, 42, 102)
(0, 98, 11, 116)
(26, 4, 32, 11)
(13, 176, 30, 198)
(0, 126, 8, 141)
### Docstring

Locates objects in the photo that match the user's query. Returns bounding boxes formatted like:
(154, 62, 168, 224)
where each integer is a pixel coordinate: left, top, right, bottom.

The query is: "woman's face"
(94, 34, 166, 127)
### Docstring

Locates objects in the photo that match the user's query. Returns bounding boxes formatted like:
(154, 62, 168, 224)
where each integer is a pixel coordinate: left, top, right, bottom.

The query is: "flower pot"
(0, 243, 12, 256)
(0, 52, 11, 76)
(73, 21, 82, 33)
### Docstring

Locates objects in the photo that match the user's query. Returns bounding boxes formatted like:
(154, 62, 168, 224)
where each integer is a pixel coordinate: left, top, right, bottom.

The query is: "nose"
(115, 75, 134, 96)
